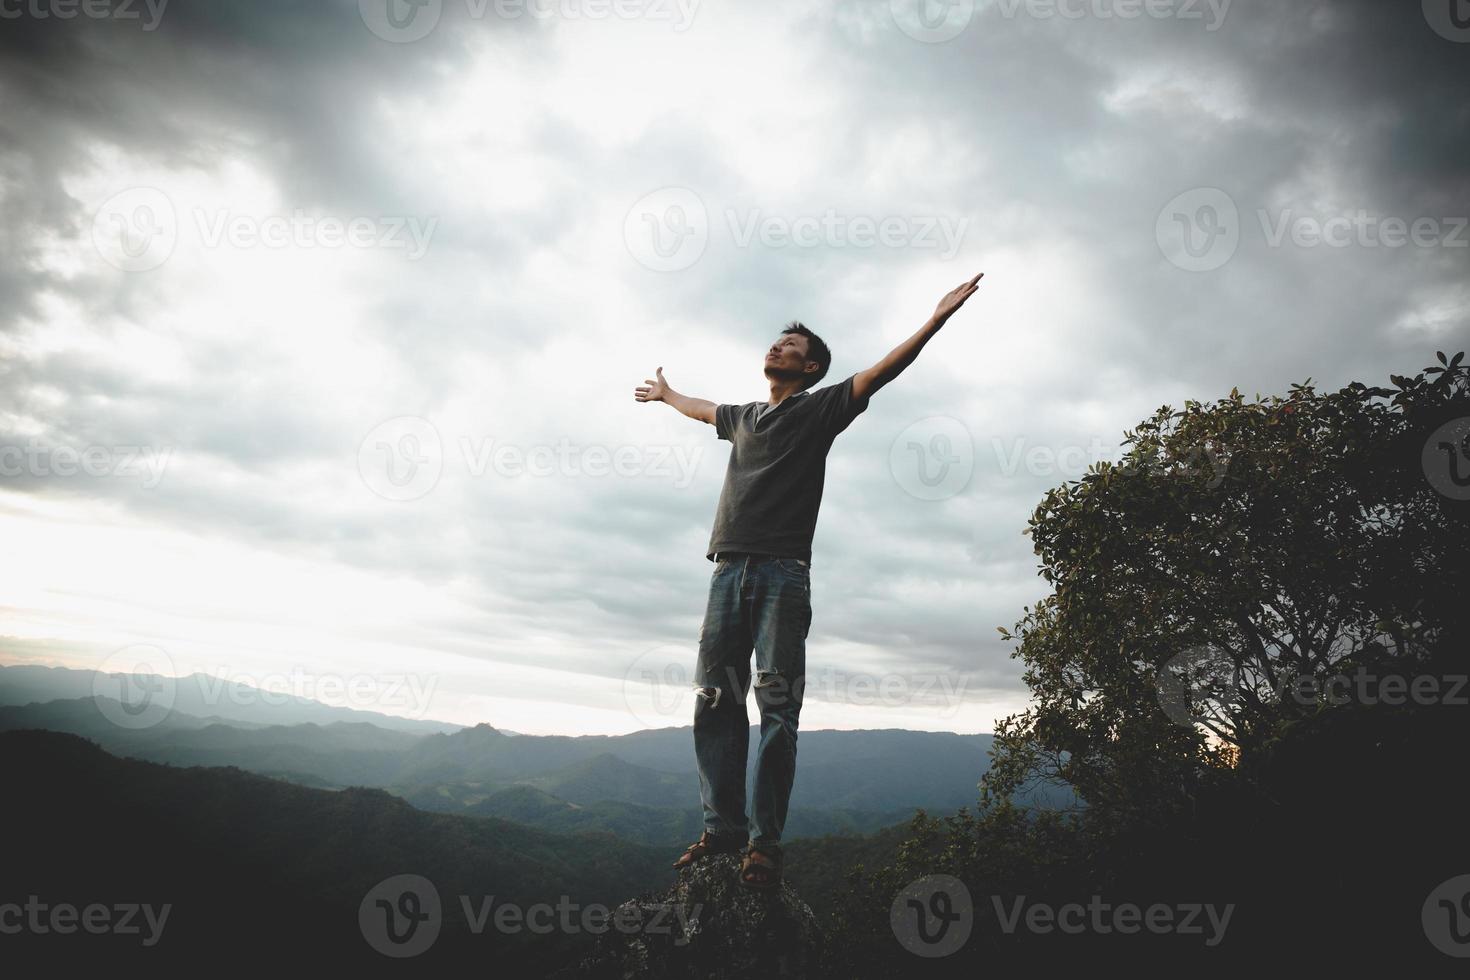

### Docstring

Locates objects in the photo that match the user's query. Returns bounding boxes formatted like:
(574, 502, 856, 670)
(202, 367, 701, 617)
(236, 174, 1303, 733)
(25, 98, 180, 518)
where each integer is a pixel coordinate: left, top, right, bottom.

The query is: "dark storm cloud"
(0, 0, 558, 332)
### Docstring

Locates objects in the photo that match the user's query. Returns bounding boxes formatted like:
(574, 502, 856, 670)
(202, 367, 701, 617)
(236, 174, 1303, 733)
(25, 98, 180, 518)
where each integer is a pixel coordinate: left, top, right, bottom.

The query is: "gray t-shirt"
(706, 373, 871, 563)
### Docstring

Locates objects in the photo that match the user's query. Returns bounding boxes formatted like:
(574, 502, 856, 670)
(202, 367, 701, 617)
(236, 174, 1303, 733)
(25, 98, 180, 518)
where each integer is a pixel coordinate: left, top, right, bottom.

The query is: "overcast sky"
(1, 0, 1466, 735)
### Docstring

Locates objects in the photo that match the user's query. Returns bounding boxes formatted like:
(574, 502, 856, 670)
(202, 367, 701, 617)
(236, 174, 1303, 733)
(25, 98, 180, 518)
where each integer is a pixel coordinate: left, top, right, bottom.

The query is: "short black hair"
(780, 321, 831, 390)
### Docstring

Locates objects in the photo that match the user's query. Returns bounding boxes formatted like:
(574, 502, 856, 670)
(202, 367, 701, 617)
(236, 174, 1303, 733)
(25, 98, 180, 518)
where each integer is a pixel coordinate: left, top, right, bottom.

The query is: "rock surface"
(565, 853, 823, 979)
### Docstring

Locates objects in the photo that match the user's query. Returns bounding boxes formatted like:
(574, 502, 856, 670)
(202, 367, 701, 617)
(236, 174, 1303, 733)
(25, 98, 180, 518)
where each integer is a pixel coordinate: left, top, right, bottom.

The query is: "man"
(632, 272, 984, 890)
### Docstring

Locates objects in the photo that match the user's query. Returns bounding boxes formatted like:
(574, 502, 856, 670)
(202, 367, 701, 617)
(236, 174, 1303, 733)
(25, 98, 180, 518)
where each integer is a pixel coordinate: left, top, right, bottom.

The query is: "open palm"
(933, 272, 984, 325)
(634, 366, 670, 403)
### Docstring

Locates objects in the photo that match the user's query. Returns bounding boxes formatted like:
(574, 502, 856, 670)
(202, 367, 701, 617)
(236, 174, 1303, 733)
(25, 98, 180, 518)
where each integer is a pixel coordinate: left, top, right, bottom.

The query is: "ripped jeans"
(692, 552, 811, 846)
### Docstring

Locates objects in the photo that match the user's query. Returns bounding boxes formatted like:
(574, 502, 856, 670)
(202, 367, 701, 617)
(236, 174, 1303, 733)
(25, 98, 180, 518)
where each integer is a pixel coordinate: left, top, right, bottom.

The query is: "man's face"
(765, 333, 814, 382)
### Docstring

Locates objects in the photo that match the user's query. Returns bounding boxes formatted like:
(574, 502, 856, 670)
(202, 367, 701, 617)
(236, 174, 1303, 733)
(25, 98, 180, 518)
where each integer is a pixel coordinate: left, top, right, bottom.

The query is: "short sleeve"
(715, 403, 741, 441)
(808, 374, 871, 437)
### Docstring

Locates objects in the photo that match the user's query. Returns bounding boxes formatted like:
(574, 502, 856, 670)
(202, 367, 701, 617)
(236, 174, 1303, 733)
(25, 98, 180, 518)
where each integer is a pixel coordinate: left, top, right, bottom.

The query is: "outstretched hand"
(634, 366, 670, 403)
(932, 272, 984, 326)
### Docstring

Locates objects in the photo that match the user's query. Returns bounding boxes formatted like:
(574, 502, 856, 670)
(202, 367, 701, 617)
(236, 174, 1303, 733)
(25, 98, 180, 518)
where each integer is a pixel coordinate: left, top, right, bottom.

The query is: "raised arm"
(852, 272, 983, 402)
(634, 366, 717, 425)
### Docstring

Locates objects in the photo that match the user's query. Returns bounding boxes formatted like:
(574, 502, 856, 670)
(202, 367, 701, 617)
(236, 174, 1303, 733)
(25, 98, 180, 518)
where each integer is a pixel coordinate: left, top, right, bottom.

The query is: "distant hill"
(524, 751, 697, 808)
(0, 696, 420, 786)
(404, 782, 914, 850)
(0, 663, 463, 735)
(0, 729, 672, 969)
(396, 722, 1012, 815)
(0, 688, 1083, 850)
(0, 696, 1029, 815)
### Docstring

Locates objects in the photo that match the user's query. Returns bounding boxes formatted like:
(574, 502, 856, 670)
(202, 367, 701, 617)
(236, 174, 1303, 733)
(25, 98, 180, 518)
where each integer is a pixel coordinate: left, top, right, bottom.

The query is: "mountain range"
(0, 665, 1071, 851)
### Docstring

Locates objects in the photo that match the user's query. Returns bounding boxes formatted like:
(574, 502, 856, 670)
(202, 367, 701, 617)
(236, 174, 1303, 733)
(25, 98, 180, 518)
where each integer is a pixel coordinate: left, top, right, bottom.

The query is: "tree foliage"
(987, 353, 1469, 823)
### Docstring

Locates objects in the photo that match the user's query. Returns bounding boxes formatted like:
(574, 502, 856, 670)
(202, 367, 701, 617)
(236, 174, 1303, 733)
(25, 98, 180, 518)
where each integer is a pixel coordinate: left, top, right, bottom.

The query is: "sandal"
(737, 841, 782, 891)
(672, 829, 744, 869)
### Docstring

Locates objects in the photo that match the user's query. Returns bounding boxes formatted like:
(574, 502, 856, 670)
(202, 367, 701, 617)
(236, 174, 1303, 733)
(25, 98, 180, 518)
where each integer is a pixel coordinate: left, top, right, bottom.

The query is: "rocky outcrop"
(566, 853, 823, 979)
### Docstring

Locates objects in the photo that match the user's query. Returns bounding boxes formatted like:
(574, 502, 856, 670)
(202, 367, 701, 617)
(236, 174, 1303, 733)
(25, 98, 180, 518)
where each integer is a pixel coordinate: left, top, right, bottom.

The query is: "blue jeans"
(692, 553, 811, 846)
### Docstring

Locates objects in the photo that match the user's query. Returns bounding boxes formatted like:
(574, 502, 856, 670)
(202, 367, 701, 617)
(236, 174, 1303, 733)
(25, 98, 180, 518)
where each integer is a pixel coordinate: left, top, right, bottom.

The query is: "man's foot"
(672, 829, 745, 869)
(737, 840, 782, 891)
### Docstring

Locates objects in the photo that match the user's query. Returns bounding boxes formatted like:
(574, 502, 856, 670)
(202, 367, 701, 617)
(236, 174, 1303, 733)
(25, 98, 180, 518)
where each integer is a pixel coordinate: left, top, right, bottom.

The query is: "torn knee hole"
(754, 670, 782, 689)
(693, 685, 723, 709)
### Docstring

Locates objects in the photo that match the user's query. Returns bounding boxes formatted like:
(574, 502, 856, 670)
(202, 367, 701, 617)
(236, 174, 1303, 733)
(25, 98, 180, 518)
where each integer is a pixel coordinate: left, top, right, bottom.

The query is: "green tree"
(988, 352, 1469, 828)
